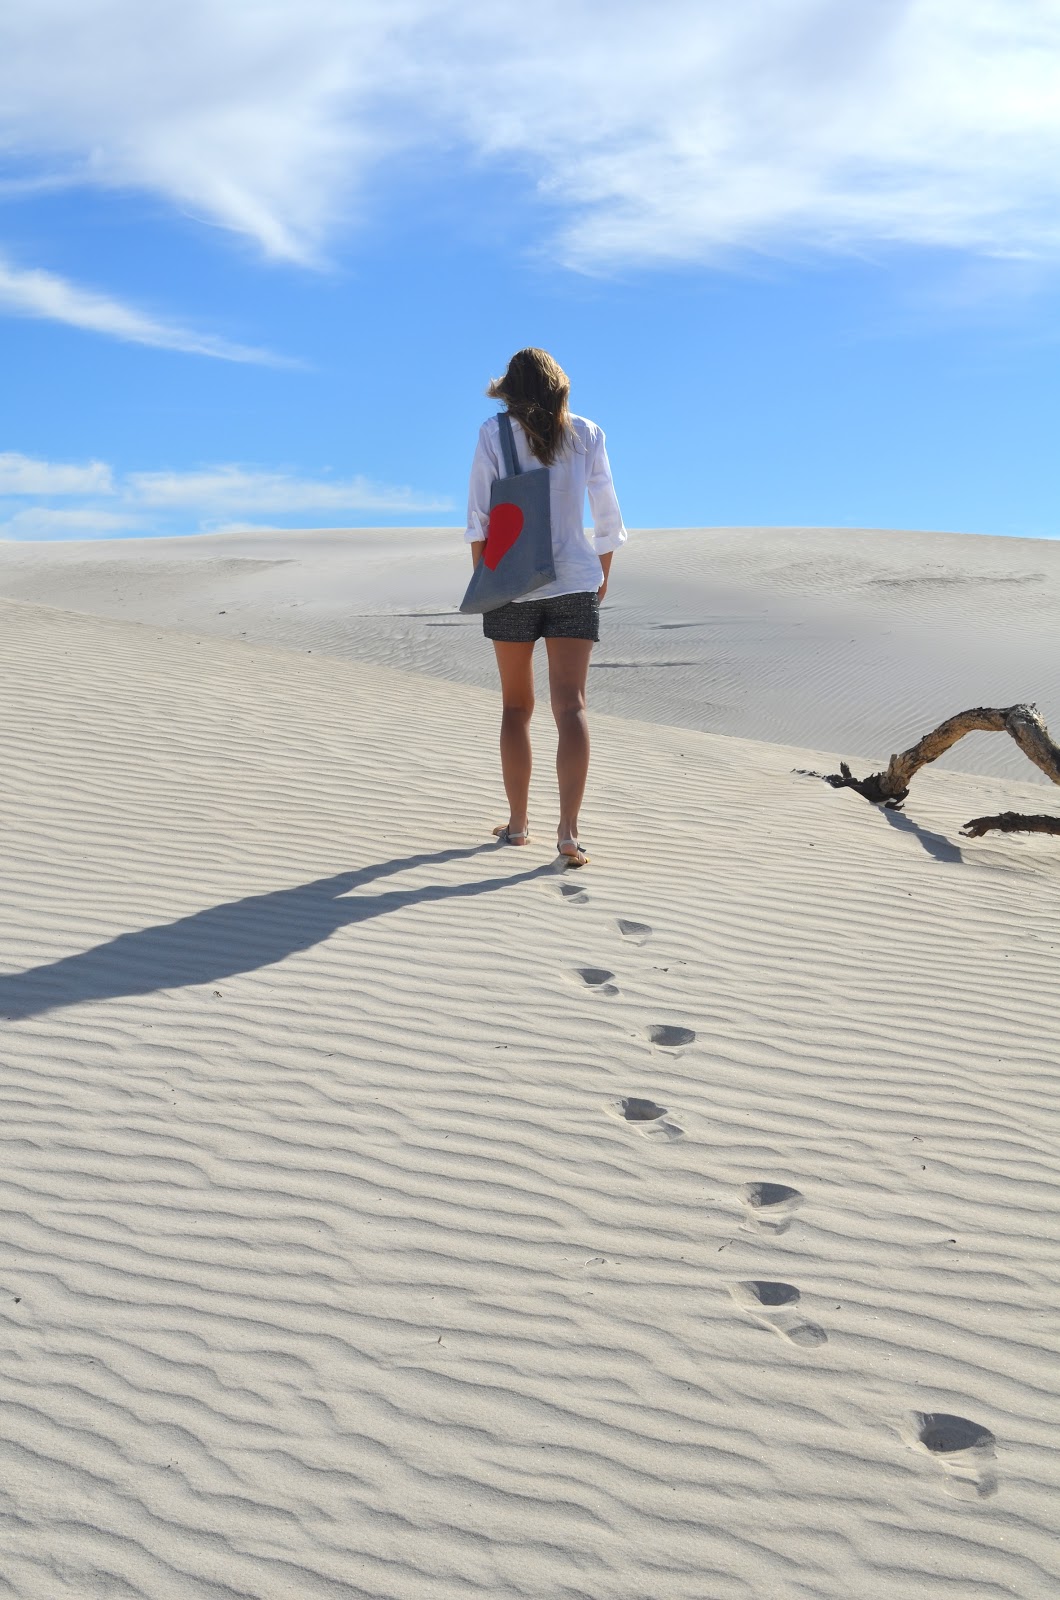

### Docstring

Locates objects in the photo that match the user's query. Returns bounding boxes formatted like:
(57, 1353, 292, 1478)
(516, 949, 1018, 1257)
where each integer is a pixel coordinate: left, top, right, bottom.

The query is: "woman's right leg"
(492, 640, 536, 837)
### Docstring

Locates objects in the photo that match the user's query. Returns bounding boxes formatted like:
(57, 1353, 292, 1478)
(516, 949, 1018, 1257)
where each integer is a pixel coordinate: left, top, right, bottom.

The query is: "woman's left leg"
(545, 636, 594, 861)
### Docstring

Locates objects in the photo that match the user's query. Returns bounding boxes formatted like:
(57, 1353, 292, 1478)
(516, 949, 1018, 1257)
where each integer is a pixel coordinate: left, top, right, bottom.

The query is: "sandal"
(493, 823, 530, 845)
(557, 837, 589, 868)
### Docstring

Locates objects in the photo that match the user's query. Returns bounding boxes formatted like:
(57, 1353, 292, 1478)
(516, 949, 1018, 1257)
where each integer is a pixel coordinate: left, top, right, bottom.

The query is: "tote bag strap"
(497, 412, 520, 478)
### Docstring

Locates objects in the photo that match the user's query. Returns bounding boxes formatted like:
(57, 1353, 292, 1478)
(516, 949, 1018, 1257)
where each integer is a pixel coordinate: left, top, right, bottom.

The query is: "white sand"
(2, 523, 1058, 782)
(1, 528, 1059, 1598)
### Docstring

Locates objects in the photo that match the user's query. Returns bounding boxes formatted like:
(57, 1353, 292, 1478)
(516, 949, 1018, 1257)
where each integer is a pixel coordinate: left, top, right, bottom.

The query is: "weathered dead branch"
(809, 703, 1060, 839)
(961, 811, 1060, 839)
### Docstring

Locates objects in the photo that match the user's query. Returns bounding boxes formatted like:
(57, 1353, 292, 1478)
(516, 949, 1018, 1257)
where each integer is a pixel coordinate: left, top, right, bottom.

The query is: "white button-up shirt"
(464, 412, 628, 602)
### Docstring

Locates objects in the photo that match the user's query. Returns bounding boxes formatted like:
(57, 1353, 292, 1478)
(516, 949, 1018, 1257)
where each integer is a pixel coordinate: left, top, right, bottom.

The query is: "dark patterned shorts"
(483, 591, 600, 643)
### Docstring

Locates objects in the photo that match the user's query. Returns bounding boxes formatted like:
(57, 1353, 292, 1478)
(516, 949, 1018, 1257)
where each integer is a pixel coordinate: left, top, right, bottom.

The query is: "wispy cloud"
(0, 454, 452, 540)
(4, 2, 1060, 271)
(0, 452, 114, 495)
(126, 465, 450, 515)
(0, 254, 289, 363)
(0, 507, 144, 540)
(432, 1, 1060, 270)
(0, 0, 387, 266)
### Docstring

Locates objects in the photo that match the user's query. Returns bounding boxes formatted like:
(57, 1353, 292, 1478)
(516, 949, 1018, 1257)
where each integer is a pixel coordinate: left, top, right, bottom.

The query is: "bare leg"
(545, 636, 594, 859)
(492, 641, 536, 839)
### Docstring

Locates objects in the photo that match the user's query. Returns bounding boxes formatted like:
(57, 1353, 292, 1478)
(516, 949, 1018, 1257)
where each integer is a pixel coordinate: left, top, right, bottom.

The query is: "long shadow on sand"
(1, 843, 551, 1021)
(882, 808, 964, 865)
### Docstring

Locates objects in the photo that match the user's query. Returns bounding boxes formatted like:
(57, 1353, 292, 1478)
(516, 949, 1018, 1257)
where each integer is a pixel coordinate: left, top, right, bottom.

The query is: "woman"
(465, 348, 627, 867)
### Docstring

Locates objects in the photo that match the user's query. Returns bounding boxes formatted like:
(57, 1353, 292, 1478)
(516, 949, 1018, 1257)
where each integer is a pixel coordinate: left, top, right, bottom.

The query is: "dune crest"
(3, 523, 1060, 783)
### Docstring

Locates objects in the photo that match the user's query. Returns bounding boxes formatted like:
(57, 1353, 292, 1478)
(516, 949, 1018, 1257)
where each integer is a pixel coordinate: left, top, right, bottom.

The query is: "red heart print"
(484, 501, 524, 569)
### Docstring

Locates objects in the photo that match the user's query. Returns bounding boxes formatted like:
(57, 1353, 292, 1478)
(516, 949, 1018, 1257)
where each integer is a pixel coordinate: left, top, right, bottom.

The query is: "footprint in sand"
(557, 881, 590, 905)
(728, 1280, 827, 1347)
(575, 967, 619, 996)
(648, 1023, 696, 1051)
(906, 1412, 998, 1499)
(740, 1182, 805, 1235)
(617, 918, 652, 944)
(609, 1096, 684, 1141)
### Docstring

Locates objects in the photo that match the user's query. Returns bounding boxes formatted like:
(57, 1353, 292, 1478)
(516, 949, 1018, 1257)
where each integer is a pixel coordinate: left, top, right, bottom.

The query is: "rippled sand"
(1, 528, 1058, 1598)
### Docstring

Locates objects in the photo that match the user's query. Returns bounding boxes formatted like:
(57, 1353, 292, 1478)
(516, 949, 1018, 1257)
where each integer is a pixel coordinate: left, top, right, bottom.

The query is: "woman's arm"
(588, 428, 626, 601)
(465, 424, 499, 557)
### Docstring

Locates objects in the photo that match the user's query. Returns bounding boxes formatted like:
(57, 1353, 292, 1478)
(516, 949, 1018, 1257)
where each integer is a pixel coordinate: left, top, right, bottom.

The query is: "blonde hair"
(487, 347, 572, 466)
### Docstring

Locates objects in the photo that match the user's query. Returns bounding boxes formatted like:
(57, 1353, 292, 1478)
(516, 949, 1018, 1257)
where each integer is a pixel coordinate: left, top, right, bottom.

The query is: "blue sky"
(3, 0, 1060, 541)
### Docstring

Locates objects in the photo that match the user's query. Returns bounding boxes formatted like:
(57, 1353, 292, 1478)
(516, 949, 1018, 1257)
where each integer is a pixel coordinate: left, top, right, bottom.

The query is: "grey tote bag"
(459, 413, 556, 614)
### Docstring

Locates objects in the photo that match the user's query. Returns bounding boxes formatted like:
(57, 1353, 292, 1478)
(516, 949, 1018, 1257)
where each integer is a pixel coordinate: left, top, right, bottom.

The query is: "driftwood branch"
(807, 703, 1060, 839)
(961, 811, 1060, 839)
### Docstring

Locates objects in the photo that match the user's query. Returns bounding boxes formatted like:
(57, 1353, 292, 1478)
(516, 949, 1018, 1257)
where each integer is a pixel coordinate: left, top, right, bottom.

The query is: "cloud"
(0, 452, 114, 495)
(0, 0, 394, 265)
(4, 2, 1060, 270)
(0, 254, 289, 362)
(127, 465, 451, 514)
(0, 507, 144, 540)
(0, 454, 452, 540)
(433, 0, 1060, 269)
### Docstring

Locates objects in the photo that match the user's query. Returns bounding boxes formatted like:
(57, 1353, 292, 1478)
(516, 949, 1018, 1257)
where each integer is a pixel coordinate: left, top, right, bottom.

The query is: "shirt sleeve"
(586, 427, 628, 554)
(464, 422, 500, 544)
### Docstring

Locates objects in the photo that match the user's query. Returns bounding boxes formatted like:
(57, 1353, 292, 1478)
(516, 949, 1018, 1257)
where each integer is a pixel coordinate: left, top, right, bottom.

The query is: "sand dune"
(2, 531, 1059, 1597)
(2, 524, 1059, 783)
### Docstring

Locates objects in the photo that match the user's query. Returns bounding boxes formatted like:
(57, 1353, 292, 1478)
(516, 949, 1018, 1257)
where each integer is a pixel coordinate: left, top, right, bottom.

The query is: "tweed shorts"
(483, 591, 600, 643)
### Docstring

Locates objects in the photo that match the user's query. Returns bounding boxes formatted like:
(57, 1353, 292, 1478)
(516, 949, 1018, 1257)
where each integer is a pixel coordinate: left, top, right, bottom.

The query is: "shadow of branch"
(882, 808, 964, 864)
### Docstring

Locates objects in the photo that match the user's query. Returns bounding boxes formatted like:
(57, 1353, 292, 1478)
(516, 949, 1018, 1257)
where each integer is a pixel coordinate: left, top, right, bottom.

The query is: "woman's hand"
(597, 578, 608, 601)
(597, 551, 613, 602)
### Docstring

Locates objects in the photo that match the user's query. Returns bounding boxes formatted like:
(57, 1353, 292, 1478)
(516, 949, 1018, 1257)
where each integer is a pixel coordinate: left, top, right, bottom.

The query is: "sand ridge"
(2, 524, 1059, 784)
(2, 587, 1059, 1597)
